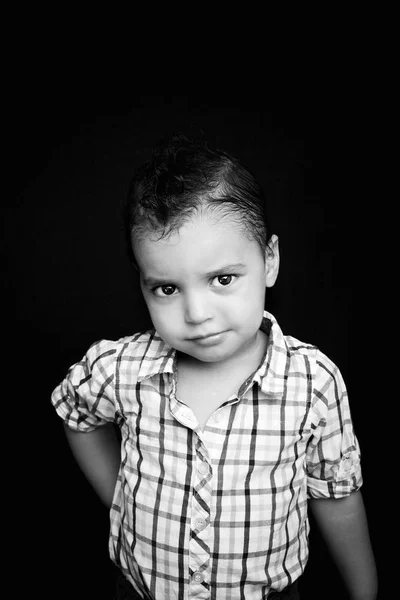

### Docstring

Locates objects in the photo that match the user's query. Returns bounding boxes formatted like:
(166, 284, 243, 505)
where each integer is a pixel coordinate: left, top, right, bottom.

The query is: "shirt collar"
(137, 311, 291, 395)
(254, 311, 291, 396)
(136, 330, 176, 382)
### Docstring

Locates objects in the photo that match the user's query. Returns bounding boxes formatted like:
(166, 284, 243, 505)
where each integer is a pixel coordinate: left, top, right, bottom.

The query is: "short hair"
(124, 132, 270, 265)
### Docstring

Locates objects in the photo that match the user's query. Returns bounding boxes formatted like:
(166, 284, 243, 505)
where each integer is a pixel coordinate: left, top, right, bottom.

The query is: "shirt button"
(191, 571, 204, 584)
(194, 517, 206, 530)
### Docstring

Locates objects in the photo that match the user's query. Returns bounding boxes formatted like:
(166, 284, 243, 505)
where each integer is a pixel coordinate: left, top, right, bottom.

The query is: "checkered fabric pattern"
(51, 312, 362, 600)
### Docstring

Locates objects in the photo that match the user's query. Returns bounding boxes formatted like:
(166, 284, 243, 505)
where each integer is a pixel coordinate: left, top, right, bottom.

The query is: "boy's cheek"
(146, 302, 178, 330)
(142, 293, 165, 316)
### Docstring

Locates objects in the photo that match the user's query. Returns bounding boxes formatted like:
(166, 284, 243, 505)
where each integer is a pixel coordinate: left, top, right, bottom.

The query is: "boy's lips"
(188, 330, 228, 345)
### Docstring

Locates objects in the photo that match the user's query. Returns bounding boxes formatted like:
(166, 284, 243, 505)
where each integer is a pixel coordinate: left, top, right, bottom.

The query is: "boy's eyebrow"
(142, 275, 171, 288)
(142, 263, 247, 287)
(205, 263, 247, 277)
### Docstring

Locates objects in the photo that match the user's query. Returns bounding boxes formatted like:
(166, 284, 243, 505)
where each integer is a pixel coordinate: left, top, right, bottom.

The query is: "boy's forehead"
(135, 215, 256, 275)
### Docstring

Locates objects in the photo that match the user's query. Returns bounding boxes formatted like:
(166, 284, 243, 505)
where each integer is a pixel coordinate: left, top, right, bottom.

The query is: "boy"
(51, 133, 377, 599)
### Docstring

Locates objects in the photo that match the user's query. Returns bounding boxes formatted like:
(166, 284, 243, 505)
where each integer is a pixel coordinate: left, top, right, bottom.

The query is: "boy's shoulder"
(282, 332, 338, 370)
(278, 332, 343, 395)
(282, 332, 318, 355)
(87, 327, 164, 357)
(267, 313, 318, 359)
(267, 313, 334, 360)
(267, 314, 339, 381)
(82, 327, 174, 380)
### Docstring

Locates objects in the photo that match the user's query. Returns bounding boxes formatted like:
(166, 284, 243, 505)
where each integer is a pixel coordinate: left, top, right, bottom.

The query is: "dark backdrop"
(6, 95, 383, 598)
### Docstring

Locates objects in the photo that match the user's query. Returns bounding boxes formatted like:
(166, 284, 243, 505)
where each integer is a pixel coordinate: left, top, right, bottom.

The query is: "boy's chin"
(177, 345, 233, 364)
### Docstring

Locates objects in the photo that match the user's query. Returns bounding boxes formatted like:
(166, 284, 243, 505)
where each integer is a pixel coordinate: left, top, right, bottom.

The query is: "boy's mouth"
(188, 331, 228, 345)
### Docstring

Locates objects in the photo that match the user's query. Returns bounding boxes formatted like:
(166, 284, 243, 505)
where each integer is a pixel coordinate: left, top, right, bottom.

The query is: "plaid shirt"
(51, 311, 362, 600)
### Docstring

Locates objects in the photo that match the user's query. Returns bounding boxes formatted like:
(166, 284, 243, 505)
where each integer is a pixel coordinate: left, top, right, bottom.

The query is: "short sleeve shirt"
(51, 311, 362, 600)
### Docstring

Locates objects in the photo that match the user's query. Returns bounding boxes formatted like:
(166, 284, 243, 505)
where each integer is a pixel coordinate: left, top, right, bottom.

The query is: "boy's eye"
(213, 274, 235, 286)
(154, 284, 177, 297)
(152, 275, 236, 296)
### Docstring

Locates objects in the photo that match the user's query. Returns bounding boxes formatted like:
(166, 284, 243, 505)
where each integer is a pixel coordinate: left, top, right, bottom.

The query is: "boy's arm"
(64, 423, 121, 508)
(308, 490, 378, 600)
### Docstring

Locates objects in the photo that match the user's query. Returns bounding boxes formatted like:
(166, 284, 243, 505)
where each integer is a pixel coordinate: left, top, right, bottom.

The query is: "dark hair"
(124, 133, 270, 265)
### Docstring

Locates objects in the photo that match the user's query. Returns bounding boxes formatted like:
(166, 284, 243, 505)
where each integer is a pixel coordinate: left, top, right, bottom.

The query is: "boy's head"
(124, 133, 279, 365)
(124, 132, 270, 264)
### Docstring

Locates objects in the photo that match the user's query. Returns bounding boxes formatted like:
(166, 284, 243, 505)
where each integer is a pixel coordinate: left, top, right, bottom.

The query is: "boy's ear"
(265, 235, 280, 288)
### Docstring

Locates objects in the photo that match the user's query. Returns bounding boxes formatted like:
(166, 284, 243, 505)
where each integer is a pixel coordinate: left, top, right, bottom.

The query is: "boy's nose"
(184, 291, 212, 325)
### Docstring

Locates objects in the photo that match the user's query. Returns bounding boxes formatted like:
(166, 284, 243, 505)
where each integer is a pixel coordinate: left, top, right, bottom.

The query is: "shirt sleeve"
(51, 340, 117, 432)
(306, 351, 363, 499)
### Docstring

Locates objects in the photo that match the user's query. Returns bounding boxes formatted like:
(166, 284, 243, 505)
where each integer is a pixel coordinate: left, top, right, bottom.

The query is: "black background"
(6, 91, 386, 598)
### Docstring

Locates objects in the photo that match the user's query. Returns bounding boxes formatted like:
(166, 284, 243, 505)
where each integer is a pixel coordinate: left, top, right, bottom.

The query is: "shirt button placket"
(189, 446, 211, 597)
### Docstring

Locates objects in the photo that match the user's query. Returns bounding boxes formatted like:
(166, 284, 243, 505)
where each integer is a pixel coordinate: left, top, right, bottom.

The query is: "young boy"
(51, 133, 377, 600)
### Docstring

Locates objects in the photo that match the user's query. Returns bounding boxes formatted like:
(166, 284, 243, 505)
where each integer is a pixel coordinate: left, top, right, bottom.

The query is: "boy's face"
(134, 212, 279, 366)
